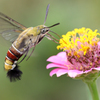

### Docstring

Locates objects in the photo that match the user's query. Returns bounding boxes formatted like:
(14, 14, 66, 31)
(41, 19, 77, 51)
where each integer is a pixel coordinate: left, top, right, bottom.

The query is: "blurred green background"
(0, 0, 100, 100)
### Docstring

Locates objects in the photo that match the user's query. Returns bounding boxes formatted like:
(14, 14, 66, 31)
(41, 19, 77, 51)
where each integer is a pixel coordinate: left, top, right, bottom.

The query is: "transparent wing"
(1, 29, 22, 42)
(0, 12, 27, 42)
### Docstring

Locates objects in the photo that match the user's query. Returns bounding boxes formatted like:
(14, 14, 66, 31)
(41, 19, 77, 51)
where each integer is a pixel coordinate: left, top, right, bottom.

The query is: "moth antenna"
(43, 4, 50, 25)
(48, 23, 60, 28)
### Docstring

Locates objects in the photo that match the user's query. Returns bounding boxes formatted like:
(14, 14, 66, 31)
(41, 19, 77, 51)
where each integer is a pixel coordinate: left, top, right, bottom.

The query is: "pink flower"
(46, 51, 100, 78)
(46, 28, 100, 79)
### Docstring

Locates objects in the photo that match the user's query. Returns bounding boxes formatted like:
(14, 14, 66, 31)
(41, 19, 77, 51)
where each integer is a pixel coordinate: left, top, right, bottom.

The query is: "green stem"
(86, 81, 99, 100)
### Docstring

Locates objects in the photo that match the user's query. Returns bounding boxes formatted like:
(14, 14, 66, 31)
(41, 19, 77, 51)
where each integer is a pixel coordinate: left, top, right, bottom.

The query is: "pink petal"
(49, 68, 68, 77)
(47, 52, 67, 65)
(46, 63, 67, 69)
(56, 69, 68, 77)
(49, 68, 60, 76)
(67, 70, 83, 78)
(98, 42, 100, 47)
(56, 52, 67, 58)
(93, 66, 100, 70)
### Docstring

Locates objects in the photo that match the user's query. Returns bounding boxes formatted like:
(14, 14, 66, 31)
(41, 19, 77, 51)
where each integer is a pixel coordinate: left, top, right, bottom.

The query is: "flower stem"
(86, 81, 99, 100)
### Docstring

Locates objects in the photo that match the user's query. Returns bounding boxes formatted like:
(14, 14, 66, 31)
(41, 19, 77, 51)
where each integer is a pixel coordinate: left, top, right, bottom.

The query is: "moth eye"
(41, 29, 45, 33)
(41, 28, 49, 34)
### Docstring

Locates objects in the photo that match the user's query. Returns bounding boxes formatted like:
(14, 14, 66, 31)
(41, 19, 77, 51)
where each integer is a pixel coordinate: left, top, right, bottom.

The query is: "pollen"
(57, 27, 100, 56)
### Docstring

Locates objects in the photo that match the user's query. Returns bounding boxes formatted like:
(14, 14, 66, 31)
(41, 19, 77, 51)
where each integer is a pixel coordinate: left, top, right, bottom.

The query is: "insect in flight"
(0, 4, 60, 82)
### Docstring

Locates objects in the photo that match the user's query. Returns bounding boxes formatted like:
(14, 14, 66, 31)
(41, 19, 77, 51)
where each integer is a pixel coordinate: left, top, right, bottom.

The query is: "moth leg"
(45, 35, 59, 44)
(17, 46, 29, 64)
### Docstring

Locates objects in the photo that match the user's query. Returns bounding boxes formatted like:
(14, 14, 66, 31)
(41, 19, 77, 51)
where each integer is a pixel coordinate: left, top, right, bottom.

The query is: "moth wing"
(0, 12, 27, 43)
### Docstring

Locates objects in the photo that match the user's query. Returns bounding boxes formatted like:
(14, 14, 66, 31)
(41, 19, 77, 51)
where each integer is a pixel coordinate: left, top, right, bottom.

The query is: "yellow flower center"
(57, 27, 100, 57)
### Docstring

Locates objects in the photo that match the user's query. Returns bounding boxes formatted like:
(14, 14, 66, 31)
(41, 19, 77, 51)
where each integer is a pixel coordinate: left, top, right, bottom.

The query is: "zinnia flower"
(46, 27, 100, 79)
